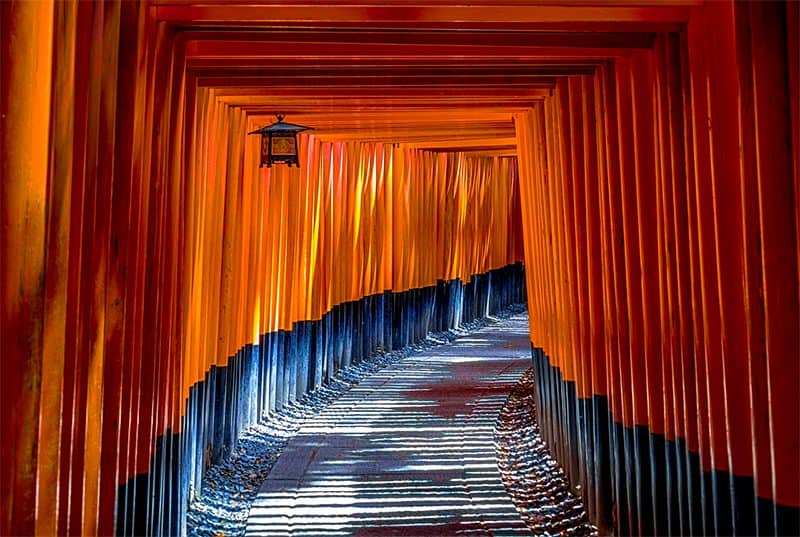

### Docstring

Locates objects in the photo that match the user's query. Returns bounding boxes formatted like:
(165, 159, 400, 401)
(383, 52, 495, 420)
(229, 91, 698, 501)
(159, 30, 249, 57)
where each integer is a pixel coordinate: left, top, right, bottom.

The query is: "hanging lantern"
(248, 114, 313, 168)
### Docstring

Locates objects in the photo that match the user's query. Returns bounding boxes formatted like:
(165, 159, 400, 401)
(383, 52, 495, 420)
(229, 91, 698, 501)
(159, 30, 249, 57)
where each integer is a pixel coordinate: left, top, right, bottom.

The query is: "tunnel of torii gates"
(1, 1, 799, 536)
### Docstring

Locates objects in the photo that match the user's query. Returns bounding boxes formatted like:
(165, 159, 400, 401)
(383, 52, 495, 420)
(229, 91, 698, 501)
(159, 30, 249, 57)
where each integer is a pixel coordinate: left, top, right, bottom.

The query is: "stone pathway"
(245, 313, 533, 536)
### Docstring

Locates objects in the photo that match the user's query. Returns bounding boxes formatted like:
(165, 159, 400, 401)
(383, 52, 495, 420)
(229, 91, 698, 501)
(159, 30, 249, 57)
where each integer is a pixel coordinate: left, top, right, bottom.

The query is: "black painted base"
(529, 347, 800, 537)
(116, 263, 527, 536)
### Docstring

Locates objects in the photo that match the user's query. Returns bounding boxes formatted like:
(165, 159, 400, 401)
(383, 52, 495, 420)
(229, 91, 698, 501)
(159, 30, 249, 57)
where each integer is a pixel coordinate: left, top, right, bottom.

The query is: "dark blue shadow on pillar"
(528, 343, 800, 537)
(116, 262, 528, 536)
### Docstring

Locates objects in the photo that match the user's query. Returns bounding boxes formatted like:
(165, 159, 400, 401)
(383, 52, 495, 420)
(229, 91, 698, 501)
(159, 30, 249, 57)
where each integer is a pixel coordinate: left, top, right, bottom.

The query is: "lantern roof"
(248, 114, 313, 135)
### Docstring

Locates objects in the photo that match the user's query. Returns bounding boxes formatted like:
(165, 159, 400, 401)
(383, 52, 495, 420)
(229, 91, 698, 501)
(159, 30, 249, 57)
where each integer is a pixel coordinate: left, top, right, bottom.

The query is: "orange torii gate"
(1, 1, 798, 536)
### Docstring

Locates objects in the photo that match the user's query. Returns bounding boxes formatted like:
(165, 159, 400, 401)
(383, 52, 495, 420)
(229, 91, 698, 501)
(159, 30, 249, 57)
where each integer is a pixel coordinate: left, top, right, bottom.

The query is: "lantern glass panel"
(271, 134, 296, 156)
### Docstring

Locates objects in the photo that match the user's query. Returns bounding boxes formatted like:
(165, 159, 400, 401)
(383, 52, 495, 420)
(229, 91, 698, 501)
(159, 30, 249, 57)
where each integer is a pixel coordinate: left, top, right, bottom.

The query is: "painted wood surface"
(2, 1, 798, 535)
(515, 3, 799, 533)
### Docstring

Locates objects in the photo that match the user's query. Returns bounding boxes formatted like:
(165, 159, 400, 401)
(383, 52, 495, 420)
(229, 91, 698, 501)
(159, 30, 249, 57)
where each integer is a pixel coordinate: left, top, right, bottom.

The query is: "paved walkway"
(246, 313, 532, 536)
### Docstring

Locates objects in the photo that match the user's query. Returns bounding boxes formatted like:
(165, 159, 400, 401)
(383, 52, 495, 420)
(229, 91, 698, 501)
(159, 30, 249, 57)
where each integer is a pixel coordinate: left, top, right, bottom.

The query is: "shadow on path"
(246, 314, 533, 536)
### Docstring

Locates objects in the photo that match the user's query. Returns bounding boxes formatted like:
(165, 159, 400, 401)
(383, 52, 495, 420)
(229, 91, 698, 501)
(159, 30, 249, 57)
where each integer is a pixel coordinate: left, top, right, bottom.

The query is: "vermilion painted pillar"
(515, 3, 799, 535)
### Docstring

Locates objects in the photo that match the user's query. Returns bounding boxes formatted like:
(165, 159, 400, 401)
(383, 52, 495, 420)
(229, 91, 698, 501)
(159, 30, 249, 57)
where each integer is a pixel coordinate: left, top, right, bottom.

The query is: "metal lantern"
(248, 114, 313, 168)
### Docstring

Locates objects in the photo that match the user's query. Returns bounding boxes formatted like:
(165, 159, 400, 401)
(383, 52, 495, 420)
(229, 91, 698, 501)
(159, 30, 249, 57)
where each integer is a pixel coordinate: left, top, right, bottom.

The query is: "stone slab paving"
(246, 313, 533, 536)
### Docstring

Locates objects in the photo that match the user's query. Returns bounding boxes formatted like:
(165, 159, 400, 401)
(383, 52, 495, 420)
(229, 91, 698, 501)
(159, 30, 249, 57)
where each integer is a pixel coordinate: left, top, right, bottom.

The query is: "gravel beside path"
(496, 368, 597, 536)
